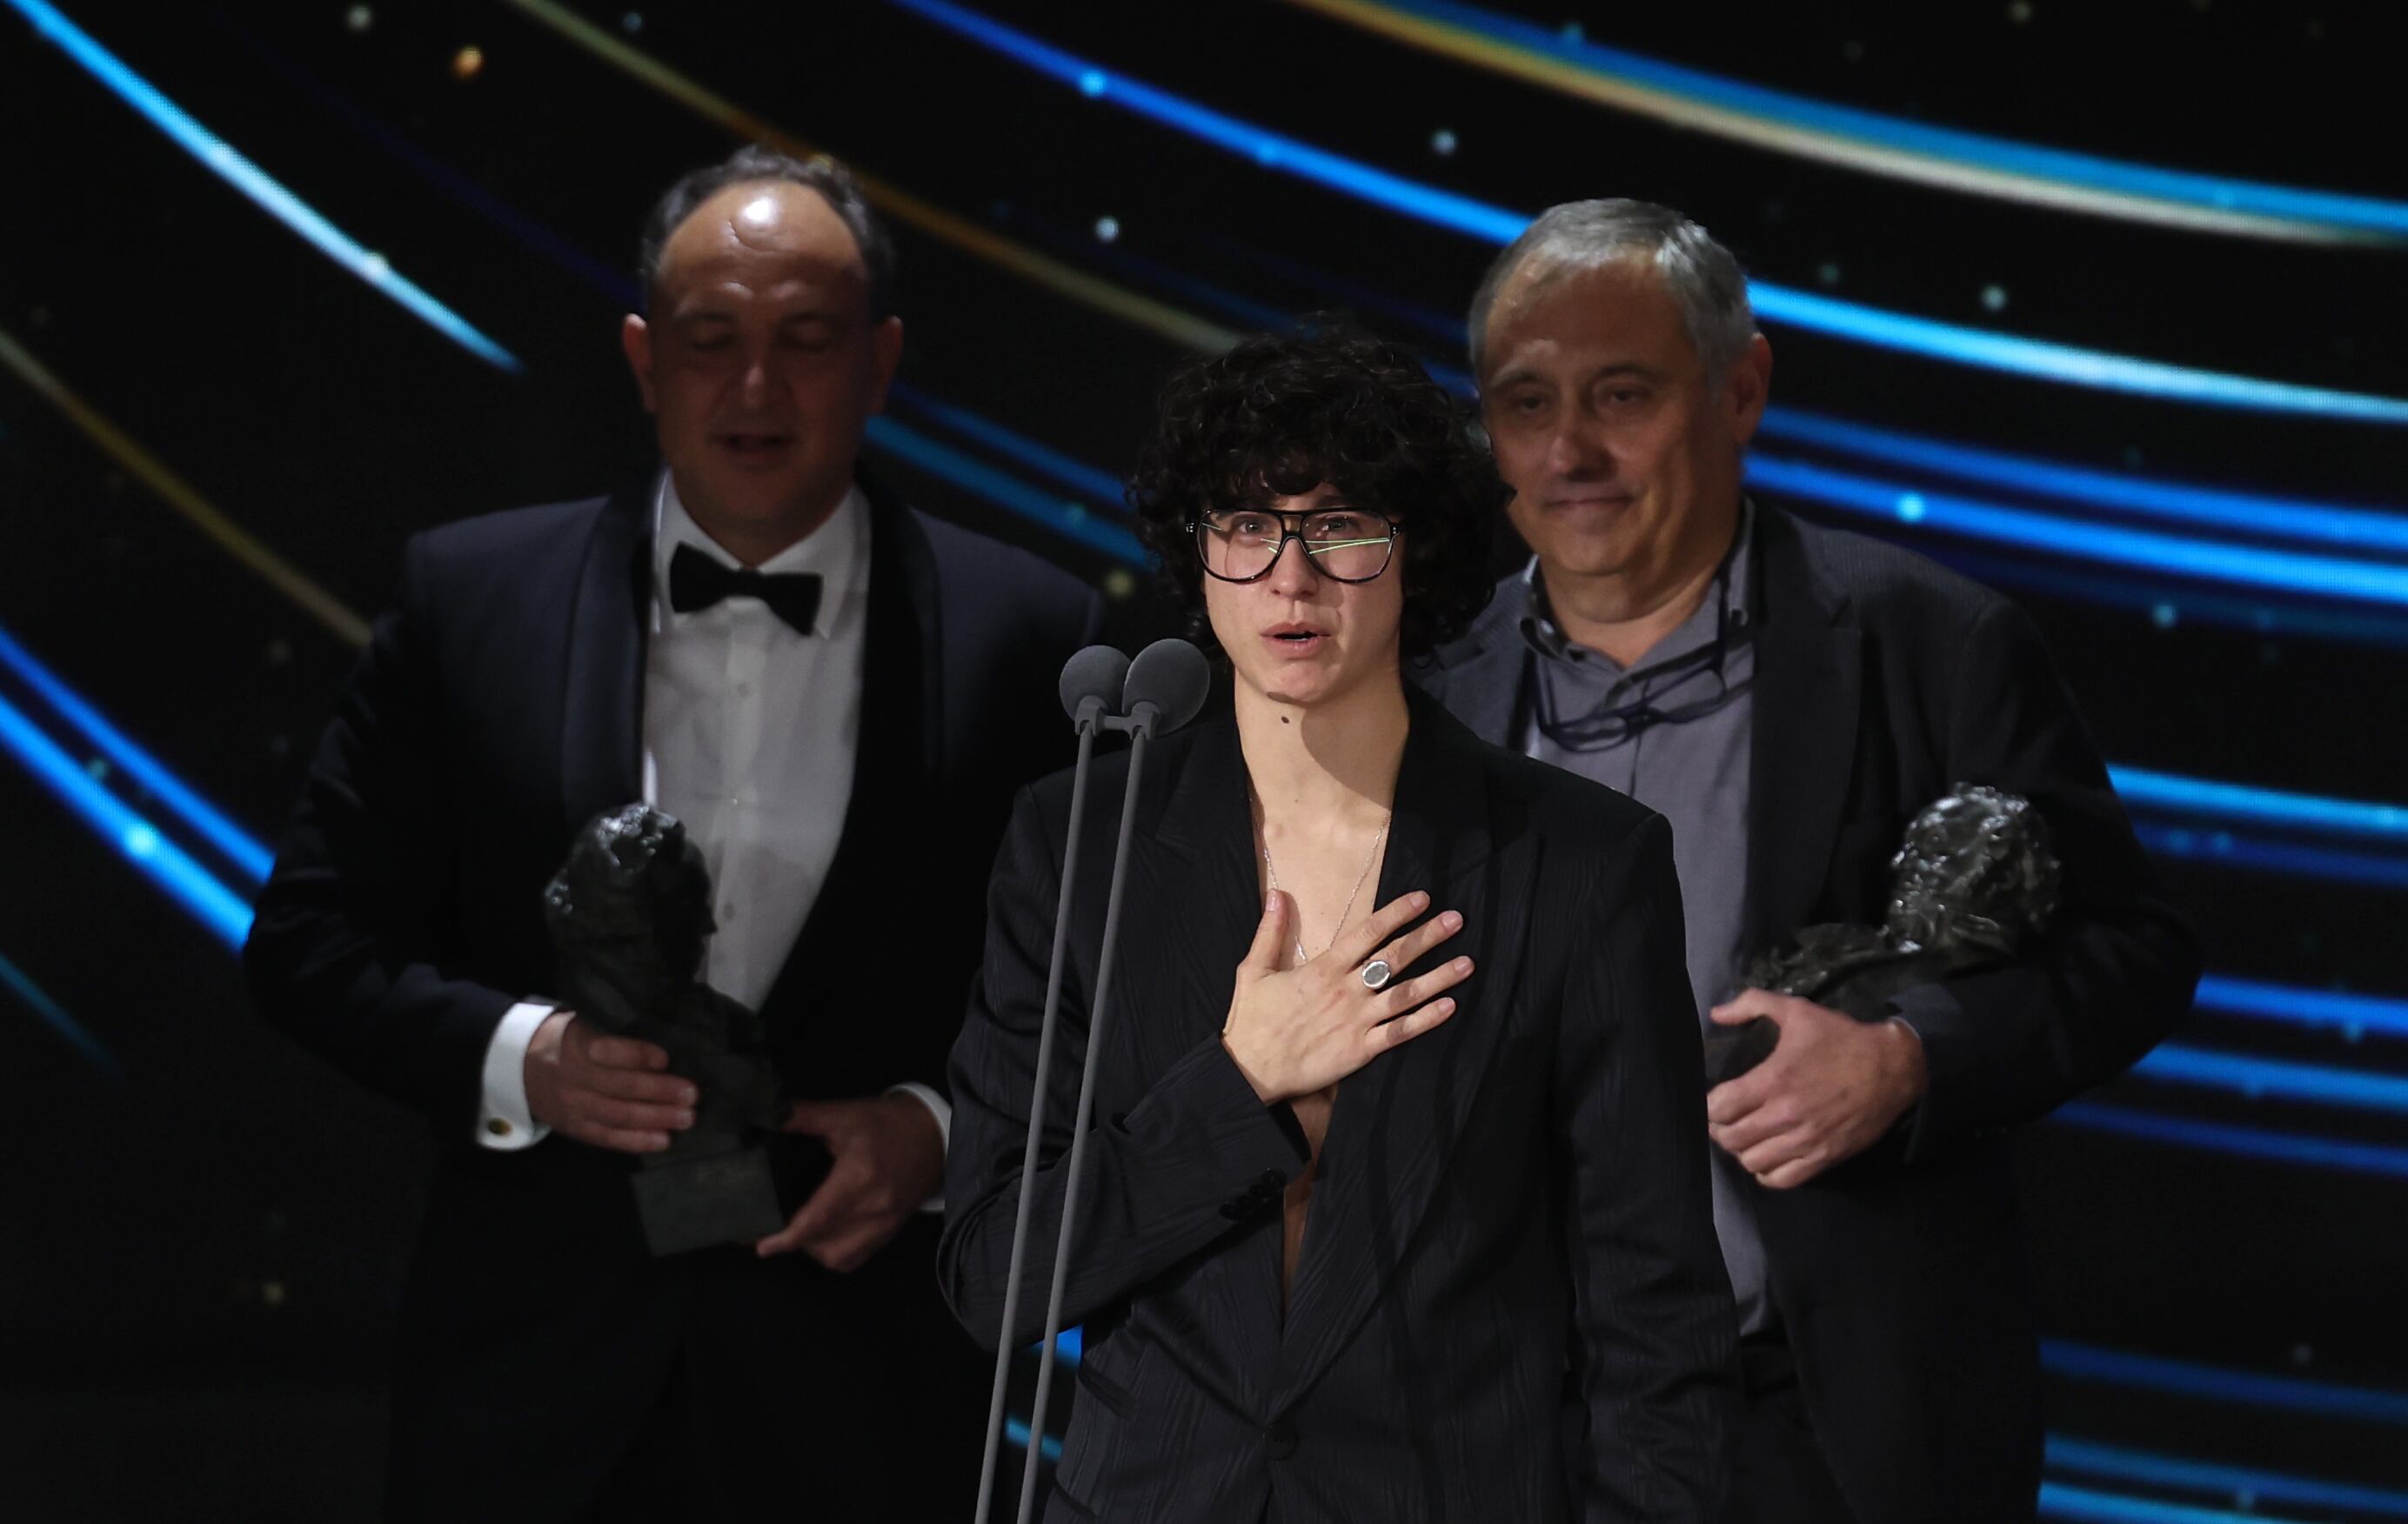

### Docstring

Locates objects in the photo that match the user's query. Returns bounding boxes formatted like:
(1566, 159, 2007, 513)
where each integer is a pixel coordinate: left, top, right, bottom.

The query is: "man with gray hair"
(1418, 199, 2196, 1521)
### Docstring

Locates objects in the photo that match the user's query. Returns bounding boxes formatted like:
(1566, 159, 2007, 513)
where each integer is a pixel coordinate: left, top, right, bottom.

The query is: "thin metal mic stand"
(1011, 696, 1163, 1524)
(972, 664, 1120, 1524)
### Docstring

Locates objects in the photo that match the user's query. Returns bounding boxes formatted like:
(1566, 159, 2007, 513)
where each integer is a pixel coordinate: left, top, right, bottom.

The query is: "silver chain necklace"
(1253, 790, 1390, 966)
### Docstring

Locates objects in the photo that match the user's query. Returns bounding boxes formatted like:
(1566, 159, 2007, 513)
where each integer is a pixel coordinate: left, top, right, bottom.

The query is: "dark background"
(4, 1, 2405, 1517)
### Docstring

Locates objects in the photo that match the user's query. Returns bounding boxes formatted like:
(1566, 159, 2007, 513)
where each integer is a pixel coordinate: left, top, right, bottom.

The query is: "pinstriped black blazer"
(940, 688, 1742, 1523)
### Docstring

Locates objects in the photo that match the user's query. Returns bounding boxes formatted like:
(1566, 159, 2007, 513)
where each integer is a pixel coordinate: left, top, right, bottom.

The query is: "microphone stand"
(972, 691, 1109, 1524)
(1011, 695, 1166, 1524)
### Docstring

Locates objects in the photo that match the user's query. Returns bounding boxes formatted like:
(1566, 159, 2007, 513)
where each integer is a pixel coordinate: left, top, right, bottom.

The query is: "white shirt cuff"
(475, 1001, 559, 1151)
(886, 1081, 951, 1214)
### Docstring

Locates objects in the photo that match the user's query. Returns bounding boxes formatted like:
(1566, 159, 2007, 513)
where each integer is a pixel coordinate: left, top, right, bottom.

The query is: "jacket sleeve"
(1560, 812, 1742, 1523)
(1891, 598, 2200, 1159)
(937, 785, 1308, 1352)
(241, 532, 518, 1134)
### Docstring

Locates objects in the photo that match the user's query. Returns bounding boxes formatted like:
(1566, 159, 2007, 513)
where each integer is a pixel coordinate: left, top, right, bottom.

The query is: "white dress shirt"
(476, 477, 950, 1172)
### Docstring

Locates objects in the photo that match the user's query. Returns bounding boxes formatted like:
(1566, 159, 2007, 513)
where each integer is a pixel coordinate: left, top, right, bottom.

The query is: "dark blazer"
(244, 475, 1100, 1522)
(940, 689, 1742, 1524)
(1416, 504, 2199, 1524)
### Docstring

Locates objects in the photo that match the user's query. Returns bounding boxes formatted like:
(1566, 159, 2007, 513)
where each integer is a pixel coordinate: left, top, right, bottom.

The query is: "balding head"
(639, 143, 894, 317)
(653, 178, 874, 323)
(622, 159, 903, 566)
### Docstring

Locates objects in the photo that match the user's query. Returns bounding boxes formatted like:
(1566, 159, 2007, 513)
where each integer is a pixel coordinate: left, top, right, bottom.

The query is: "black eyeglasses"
(1527, 576, 1752, 751)
(1191, 507, 1401, 585)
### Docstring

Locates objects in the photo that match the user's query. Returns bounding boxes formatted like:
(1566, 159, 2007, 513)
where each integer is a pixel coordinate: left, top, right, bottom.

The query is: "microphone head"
(1059, 644, 1132, 725)
(1122, 638, 1212, 736)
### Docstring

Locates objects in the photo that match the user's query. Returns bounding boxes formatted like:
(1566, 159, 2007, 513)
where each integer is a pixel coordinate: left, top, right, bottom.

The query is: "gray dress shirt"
(1519, 505, 1772, 1334)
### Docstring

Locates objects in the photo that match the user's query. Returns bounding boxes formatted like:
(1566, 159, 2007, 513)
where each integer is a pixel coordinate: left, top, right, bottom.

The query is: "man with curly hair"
(1421, 202, 2196, 1523)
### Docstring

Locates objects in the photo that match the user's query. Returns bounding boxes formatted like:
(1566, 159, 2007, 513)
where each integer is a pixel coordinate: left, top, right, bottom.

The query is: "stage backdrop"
(5, 1, 2405, 1517)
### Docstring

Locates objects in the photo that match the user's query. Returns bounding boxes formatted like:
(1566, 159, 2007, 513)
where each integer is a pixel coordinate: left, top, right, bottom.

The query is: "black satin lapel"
(756, 495, 928, 1026)
(865, 479, 946, 774)
(1271, 697, 1523, 1409)
(558, 488, 650, 837)
(1743, 515, 1862, 951)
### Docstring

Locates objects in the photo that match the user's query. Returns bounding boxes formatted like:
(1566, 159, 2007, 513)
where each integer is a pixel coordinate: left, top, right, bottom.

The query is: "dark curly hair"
(1127, 321, 1503, 660)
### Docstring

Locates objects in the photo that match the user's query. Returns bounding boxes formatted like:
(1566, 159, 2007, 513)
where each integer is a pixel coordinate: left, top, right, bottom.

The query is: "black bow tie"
(667, 542, 823, 635)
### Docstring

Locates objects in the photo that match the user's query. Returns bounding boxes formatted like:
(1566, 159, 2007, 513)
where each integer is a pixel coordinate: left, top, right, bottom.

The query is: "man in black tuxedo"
(244, 145, 1100, 1521)
(1417, 200, 2197, 1522)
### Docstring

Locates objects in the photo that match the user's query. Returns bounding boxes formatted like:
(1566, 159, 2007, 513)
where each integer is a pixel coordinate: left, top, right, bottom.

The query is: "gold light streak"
(0, 327, 371, 648)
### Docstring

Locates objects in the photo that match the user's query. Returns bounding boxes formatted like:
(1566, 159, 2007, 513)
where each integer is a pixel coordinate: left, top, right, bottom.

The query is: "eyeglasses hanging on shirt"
(1525, 558, 1754, 753)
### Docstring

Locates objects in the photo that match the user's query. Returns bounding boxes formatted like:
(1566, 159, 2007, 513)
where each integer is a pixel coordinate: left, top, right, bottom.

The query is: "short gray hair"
(639, 144, 895, 318)
(1467, 199, 1754, 381)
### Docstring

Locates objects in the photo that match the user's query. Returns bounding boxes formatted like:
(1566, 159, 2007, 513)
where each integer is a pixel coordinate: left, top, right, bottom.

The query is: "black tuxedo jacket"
(244, 476, 1100, 1521)
(940, 691, 1742, 1523)
(1416, 504, 2198, 1523)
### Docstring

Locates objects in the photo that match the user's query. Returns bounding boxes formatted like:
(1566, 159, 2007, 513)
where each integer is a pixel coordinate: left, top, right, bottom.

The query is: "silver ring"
(1360, 959, 1394, 992)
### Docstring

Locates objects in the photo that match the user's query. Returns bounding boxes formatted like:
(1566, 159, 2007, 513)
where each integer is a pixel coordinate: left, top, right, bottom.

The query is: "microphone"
(1057, 644, 1130, 736)
(1105, 636, 1211, 739)
(1007, 638, 1208, 1524)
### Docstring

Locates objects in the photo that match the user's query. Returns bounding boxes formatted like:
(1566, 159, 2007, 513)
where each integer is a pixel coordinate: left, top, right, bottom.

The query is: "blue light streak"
(2047, 1435, 2408, 1519)
(7, 0, 520, 371)
(887, 385, 1128, 505)
(0, 950, 118, 1077)
(1003, 1416, 1064, 1462)
(2054, 1101, 2408, 1180)
(1024, 1326, 1086, 1366)
(863, 418, 1146, 564)
(1746, 454, 2408, 606)
(2134, 822, 2408, 892)
(2132, 1044, 2408, 1114)
(0, 689, 252, 949)
(2042, 1339, 2408, 1426)
(1759, 405, 2408, 554)
(2111, 765, 2408, 842)
(0, 621, 275, 884)
(1745, 289, 2408, 422)
(2038, 1482, 2308, 1524)
(2191, 976, 2408, 1040)
(888, 0, 2408, 421)
(1909, 544, 2408, 649)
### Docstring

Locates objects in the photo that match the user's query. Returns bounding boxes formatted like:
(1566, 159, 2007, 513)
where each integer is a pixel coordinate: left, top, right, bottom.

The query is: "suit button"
(1265, 1418, 1298, 1460)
